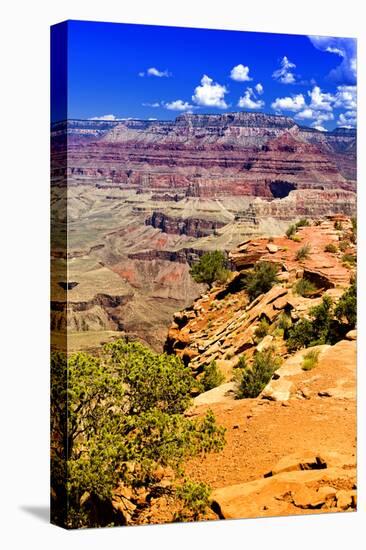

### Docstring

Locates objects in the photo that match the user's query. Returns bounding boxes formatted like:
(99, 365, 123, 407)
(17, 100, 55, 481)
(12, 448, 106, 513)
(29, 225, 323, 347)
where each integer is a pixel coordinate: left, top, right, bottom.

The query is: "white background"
(0, 0, 365, 548)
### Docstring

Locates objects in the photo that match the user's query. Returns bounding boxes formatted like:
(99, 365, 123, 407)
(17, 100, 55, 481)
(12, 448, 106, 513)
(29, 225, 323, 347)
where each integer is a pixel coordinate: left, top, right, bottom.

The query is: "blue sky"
(51, 20, 357, 131)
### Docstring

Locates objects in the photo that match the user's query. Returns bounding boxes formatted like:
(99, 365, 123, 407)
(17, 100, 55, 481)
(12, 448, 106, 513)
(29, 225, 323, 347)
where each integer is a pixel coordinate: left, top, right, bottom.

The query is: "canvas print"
(51, 20, 357, 529)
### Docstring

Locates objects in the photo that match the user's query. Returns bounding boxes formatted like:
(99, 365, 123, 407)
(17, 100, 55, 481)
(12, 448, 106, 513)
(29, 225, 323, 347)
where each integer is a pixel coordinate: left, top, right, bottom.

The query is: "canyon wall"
(51, 113, 356, 349)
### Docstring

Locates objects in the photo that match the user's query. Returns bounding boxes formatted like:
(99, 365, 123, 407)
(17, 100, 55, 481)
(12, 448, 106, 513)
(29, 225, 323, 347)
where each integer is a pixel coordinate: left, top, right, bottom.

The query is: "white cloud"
(271, 93, 305, 112)
(272, 56, 297, 84)
(314, 112, 334, 122)
(230, 64, 252, 82)
(308, 86, 334, 111)
(273, 82, 357, 131)
(334, 85, 357, 110)
(139, 67, 171, 77)
(308, 36, 356, 84)
(295, 108, 314, 120)
(255, 83, 264, 95)
(238, 87, 264, 110)
(192, 75, 228, 108)
(142, 102, 161, 107)
(89, 114, 117, 121)
(337, 110, 356, 128)
(313, 125, 327, 132)
(148, 67, 170, 77)
(164, 99, 194, 111)
(309, 111, 334, 130)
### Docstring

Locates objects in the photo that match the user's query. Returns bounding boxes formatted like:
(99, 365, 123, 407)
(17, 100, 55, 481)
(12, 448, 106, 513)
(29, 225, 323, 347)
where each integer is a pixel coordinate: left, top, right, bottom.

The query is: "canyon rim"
(51, 20, 357, 529)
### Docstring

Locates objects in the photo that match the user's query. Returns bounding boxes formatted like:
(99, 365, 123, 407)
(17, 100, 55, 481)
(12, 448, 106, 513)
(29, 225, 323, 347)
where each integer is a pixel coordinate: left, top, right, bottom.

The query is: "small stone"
(256, 334, 274, 352)
(318, 390, 333, 397)
(277, 272, 290, 282)
(233, 424, 240, 429)
(336, 490, 354, 510)
(317, 486, 337, 502)
(266, 243, 278, 254)
(297, 389, 311, 400)
(345, 329, 357, 341)
(292, 487, 325, 509)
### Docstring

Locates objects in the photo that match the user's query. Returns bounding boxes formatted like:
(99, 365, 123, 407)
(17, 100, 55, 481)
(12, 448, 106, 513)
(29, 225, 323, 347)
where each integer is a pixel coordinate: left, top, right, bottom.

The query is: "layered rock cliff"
(51, 113, 356, 196)
(51, 113, 356, 350)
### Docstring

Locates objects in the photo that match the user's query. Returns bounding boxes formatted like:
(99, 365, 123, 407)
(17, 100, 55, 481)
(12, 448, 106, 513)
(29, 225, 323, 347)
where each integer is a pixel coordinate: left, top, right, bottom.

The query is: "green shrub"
(324, 243, 338, 253)
(334, 220, 343, 230)
(51, 341, 225, 528)
(294, 278, 317, 297)
(286, 224, 296, 238)
(255, 318, 270, 340)
(335, 282, 357, 327)
(286, 295, 334, 351)
(296, 218, 310, 228)
(175, 480, 211, 521)
(243, 262, 279, 301)
(277, 312, 292, 331)
(309, 295, 334, 344)
(292, 235, 301, 242)
(232, 354, 247, 385)
(235, 349, 281, 399)
(295, 243, 312, 261)
(236, 355, 247, 370)
(339, 240, 350, 252)
(286, 318, 314, 352)
(190, 251, 229, 287)
(287, 284, 357, 351)
(342, 253, 356, 266)
(351, 217, 357, 244)
(302, 349, 320, 371)
(201, 360, 225, 391)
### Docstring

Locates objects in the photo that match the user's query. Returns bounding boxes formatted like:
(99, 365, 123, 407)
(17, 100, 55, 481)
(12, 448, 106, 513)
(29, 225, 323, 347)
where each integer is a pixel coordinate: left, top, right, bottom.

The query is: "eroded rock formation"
(163, 218, 357, 521)
(51, 113, 356, 349)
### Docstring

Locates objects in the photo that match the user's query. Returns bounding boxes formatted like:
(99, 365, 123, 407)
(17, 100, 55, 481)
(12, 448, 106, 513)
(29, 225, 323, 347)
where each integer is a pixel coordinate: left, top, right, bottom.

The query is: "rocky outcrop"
(166, 218, 355, 372)
(234, 189, 356, 223)
(127, 247, 207, 265)
(211, 458, 356, 519)
(146, 211, 226, 237)
(230, 216, 355, 282)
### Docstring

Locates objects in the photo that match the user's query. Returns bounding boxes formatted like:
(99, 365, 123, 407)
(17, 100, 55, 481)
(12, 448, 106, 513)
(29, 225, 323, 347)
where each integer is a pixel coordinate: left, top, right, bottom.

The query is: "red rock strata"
(51, 113, 356, 204)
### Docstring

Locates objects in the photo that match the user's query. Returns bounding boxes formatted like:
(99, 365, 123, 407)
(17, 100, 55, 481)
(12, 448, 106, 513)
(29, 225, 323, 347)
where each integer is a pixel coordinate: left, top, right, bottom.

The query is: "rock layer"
(52, 113, 356, 200)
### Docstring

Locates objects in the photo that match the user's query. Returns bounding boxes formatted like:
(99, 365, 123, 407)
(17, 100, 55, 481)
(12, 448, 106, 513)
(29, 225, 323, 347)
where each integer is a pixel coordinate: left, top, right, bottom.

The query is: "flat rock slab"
(193, 382, 236, 407)
(261, 345, 330, 401)
(211, 467, 356, 520)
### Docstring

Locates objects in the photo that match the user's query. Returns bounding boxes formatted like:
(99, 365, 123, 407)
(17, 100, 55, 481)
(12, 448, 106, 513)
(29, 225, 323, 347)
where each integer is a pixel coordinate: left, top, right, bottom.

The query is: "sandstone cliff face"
(145, 211, 226, 237)
(235, 189, 356, 226)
